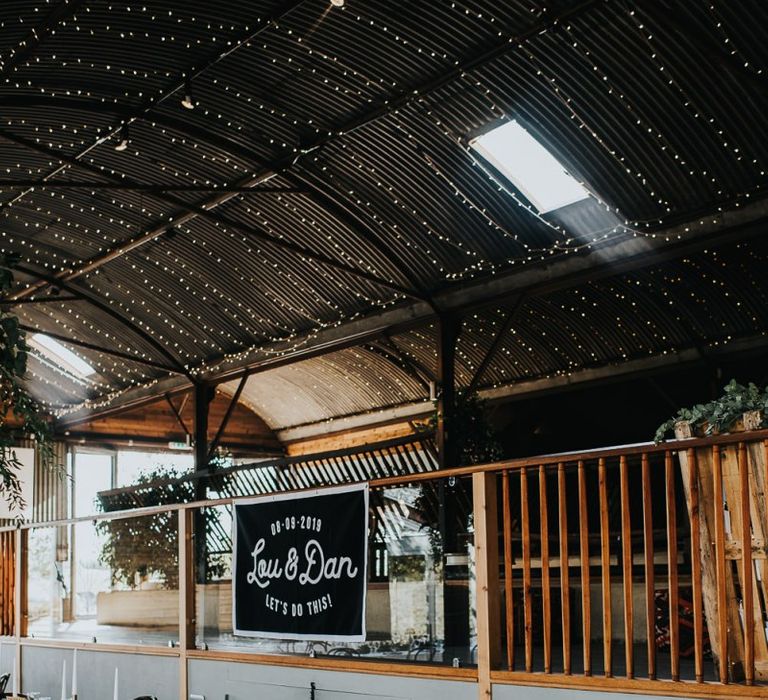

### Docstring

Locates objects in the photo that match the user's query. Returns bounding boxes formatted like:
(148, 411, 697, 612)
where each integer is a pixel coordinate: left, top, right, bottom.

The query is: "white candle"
(72, 649, 78, 697)
(61, 659, 67, 700)
(113, 667, 119, 700)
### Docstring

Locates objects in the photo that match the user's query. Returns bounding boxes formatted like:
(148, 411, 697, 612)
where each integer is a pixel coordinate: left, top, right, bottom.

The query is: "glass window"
(193, 477, 476, 666)
(26, 514, 179, 647)
(470, 120, 589, 213)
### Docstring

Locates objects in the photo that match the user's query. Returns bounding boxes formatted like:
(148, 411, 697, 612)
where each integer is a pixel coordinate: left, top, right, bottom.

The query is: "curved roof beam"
(0, 100, 434, 306)
(3, 0, 601, 302)
(1, 0, 309, 212)
(0, 0, 85, 77)
(284, 170, 436, 307)
(6, 263, 193, 378)
(17, 323, 183, 375)
(0, 129, 425, 302)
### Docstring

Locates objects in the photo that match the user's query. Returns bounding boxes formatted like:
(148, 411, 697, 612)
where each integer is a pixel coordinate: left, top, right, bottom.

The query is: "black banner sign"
(233, 484, 368, 641)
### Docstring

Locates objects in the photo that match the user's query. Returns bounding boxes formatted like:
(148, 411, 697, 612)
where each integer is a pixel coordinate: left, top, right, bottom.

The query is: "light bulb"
(114, 124, 129, 151)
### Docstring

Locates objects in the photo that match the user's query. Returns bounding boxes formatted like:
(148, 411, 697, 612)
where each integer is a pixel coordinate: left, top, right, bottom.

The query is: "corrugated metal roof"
(0, 0, 766, 427)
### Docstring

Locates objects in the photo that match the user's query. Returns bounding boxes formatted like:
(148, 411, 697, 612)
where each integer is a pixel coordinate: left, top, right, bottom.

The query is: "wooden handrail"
(13, 428, 768, 694)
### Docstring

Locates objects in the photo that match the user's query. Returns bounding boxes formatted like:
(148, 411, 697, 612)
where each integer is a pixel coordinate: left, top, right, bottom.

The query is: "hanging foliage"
(0, 255, 55, 513)
(97, 465, 228, 589)
(420, 389, 504, 467)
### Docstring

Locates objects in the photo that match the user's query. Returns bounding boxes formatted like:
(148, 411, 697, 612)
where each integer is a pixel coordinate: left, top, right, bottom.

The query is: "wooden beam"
(60, 431, 280, 456)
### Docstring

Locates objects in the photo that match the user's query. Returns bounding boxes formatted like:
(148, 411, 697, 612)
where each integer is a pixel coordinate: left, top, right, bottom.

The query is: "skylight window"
(470, 120, 590, 214)
(31, 333, 95, 377)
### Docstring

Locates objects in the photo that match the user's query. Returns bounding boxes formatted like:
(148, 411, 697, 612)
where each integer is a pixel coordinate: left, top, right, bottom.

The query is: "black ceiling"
(1, 0, 767, 426)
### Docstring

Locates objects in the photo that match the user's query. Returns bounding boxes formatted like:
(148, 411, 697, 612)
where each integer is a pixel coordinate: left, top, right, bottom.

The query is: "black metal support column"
(436, 313, 460, 471)
(193, 381, 215, 584)
(435, 314, 470, 660)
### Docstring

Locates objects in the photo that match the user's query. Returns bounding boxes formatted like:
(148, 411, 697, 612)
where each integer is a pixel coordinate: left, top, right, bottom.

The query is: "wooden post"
(665, 451, 680, 681)
(598, 458, 612, 678)
(739, 443, 754, 685)
(473, 471, 501, 700)
(682, 448, 705, 682)
(718, 442, 768, 680)
(179, 508, 195, 700)
(539, 465, 551, 674)
(521, 467, 532, 672)
(679, 446, 746, 681)
(712, 446, 729, 684)
(619, 455, 634, 679)
(502, 470, 514, 671)
(558, 463, 571, 675)
(14, 529, 26, 690)
(641, 454, 656, 680)
(577, 460, 591, 676)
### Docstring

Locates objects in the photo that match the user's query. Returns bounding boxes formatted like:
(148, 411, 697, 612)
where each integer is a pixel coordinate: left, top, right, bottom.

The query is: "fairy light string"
(0, 0, 764, 414)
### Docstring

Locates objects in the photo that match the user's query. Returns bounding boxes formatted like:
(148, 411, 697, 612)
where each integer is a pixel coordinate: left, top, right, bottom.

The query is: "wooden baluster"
(712, 445, 729, 684)
(599, 457, 612, 678)
(619, 455, 634, 679)
(0, 533, 6, 634)
(688, 447, 704, 683)
(755, 440, 768, 672)
(641, 453, 656, 680)
(521, 467, 533, 672)
(539, 465, 552, 673)
(502, 469, 514, 671)
(739, 443, 754, 685)
(665, 451, 680, 681)
(578, 460, 591, 676)
(558, 462, 571, 675)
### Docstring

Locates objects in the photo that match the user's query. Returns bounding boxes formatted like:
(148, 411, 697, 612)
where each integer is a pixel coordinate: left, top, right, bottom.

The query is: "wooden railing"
(483, 430, 768, 697)
(8, 429, 768, 699)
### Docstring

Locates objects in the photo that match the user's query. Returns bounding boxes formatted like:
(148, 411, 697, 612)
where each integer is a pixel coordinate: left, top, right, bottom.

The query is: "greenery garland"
(0, 255, 56, 512)
(654, 379, 768, 443)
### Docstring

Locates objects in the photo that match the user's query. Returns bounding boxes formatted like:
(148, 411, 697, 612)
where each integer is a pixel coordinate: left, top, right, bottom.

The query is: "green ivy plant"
(416, 390, 504, 566)
(0, 255, 55, 513)
(654, 380, 768, 443)
(420, 389, 504, 467)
